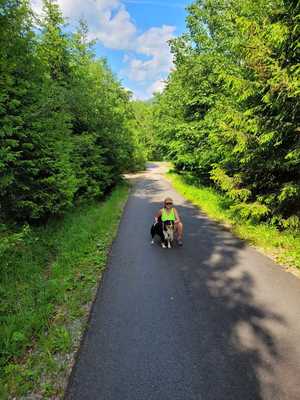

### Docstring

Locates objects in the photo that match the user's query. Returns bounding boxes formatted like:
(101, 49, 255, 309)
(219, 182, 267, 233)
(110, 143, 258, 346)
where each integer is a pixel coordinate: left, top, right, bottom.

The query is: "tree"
(0, 0, 141, 223)
(0, 0, 76, 222)
(153, 0, 300, 227)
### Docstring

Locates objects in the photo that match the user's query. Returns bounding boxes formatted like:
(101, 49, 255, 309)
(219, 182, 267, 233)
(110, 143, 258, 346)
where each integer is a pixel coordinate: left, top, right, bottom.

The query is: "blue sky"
(32, 0, 191, 99)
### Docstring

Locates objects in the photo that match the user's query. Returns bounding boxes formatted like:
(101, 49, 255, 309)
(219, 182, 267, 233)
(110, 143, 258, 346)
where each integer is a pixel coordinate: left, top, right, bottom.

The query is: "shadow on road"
(66, 164, 299, 400)
(134, 173, 286, 400)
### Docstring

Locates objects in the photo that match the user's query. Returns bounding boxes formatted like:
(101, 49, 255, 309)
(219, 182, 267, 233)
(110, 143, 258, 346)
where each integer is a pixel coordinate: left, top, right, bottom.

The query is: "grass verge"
(0, 183, 129, 399)
(167, 171, 300, 271)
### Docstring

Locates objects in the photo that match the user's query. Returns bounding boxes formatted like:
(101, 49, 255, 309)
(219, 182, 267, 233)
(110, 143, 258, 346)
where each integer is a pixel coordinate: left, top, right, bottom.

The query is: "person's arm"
(174, 207, 181, 223)
(155, 209, 162, 222)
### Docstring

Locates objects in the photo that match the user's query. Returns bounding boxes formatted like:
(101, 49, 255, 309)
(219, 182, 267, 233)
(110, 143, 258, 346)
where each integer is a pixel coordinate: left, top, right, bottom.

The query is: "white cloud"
(91, 5, 137, 50)
(31, 0, 175, 98)
(32, 0, 136, 50)
(122, 25, 175, 84)
(136, 25, 175, 58)
(148, 79, 166, 95)
(123, 0, 184, 7)
(32, 0, 120, 19)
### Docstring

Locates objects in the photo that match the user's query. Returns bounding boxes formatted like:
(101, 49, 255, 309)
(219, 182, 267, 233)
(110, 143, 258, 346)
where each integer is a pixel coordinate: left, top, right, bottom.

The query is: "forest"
(151, 0, 300, 231)
(0, 0, 145, 234)
(1, 1, 146, 394)
(1, 0, 299, 234)
(0, 0, 299, 397)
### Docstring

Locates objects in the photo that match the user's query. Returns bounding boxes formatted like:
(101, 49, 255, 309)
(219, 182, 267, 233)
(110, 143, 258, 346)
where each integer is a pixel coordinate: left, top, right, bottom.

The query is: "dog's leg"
(161, 242, 167, 248)
(168, 241, 171, 249)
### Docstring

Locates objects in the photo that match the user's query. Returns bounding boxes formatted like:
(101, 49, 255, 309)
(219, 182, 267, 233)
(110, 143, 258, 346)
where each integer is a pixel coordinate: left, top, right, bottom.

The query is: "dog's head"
(163, 220, 174, 240)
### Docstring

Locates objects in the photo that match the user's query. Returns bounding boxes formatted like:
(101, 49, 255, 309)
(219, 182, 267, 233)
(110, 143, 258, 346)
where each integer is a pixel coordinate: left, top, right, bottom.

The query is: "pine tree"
(0, 0, 76, 222)
(153, 0, 300, 227)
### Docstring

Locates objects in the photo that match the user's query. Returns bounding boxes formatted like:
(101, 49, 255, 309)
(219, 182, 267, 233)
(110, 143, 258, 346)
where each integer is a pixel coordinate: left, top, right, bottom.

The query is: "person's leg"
(175, 221, 183, 240)
(175, 221, 183, 246)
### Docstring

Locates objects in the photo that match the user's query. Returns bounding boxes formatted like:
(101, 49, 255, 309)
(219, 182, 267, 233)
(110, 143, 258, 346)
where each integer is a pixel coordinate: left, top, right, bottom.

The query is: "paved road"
(65, 163, 300, 400)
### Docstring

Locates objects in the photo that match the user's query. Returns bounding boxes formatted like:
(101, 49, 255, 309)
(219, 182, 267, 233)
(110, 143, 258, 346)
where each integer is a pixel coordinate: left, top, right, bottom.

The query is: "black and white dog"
(162, 220, 175, 248)
(151, 219, 175, 248)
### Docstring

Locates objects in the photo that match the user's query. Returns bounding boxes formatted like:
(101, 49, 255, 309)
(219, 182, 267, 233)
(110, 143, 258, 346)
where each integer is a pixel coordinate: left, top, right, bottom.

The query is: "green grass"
(167, 171, 300, 270)
(0, 183, 129, 399)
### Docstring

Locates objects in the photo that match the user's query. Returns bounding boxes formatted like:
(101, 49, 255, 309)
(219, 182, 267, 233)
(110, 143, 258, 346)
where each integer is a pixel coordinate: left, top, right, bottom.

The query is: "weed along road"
(65, 163, 300, 400)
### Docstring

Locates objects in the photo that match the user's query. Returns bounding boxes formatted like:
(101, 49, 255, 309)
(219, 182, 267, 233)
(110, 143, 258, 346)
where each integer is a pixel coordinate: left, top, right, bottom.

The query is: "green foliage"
(0, 224, 30, 256)
(0, 183, 129, 397)
(168, 171, 300, 269)
(0, 0, 72, 221)
(153, 0, 300, 229)
(210, 167, 251, 202)
(229, 202, 270, 223)
(0, 2, 139, 393)
(0, 0, 139, 223)
(128, 100, 157, 164)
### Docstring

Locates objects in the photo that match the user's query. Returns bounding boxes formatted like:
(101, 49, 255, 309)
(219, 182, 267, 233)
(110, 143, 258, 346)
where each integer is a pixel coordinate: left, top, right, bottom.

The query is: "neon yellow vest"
(161, 207, 175, 222)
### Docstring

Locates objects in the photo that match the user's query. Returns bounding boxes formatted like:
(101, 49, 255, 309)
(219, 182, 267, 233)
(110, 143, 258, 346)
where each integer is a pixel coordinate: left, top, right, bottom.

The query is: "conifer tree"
(153, 0, 300, 228)
(0, 0, 75, 221)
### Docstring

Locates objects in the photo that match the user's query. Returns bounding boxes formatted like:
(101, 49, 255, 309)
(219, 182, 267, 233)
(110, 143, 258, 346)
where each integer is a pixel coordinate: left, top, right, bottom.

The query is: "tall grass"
(167, 172, 300, 270)
(0, 183, 129, 398)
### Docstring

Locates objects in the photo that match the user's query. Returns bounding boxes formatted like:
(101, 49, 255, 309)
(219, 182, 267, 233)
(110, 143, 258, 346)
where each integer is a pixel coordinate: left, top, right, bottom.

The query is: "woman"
(154, 197, 183, 246)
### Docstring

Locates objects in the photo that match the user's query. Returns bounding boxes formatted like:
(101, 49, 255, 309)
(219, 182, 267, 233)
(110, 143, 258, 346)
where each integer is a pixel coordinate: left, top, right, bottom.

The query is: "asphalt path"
(65, 163, 300, 400)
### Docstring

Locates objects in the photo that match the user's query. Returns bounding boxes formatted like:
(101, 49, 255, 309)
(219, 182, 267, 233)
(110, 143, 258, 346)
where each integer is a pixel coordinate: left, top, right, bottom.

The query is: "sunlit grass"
(167, 171, 300, 270)
(0, 183, 129, 398)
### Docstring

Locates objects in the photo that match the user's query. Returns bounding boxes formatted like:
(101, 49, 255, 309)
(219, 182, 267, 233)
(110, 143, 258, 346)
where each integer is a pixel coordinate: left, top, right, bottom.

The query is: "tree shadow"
(134, 172, 287, 399)
(65, 165, 297, 400)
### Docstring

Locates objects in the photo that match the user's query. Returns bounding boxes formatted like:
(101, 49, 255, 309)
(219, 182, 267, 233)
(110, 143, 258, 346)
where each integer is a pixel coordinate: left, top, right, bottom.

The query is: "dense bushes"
(0, 0, 142, 224)
(152, 0, 300, 229)
(128, 100, 159, 163)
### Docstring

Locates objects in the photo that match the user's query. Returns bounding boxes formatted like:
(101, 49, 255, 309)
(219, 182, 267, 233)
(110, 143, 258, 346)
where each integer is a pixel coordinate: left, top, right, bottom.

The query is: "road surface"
(65, 163, 300, 400)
